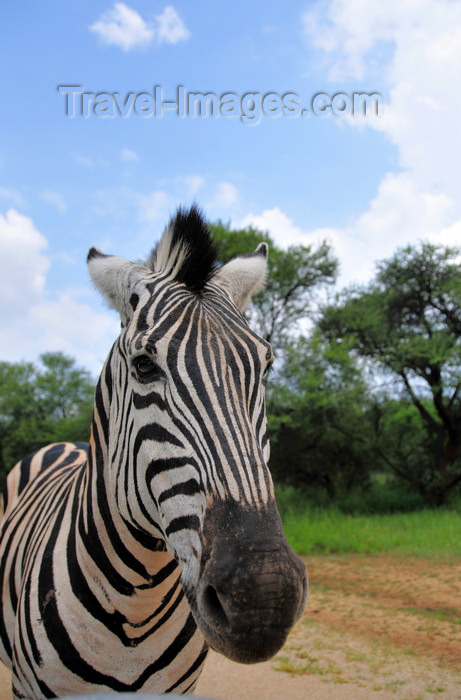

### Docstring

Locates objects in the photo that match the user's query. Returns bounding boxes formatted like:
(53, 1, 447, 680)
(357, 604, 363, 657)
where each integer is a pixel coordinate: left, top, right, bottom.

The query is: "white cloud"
(208, 182, 239, 211)
(90, 177, 242, 237)
(303, 1, 400, 81)
(26, 294, 118, 374)
(322, 173, 457, 285)
(90, 3, 190, 51)
(155, 6, 191, 45)
(89, 181, 210, 235)
(183, 175, 205, 198)
(137, 189, 173, 225)
(120, 147, 139, 163)
(0, 209, 49, 311)
(0, 187, 27, 209)
(0, 209, 118, 374)
(71, 152, 110, 168)
(90, 2, 154, 51)
(239, 172, 460, 287)
(71, 153, 93, 168)
(301, 1, 461, 285)
(304, 1, 461, 202)
(240, 207, 306, 247)
(40, 190, 68, 213)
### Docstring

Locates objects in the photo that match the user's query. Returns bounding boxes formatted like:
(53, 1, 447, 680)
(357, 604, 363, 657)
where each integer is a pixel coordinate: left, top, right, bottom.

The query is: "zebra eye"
(132, 355, 163, 383)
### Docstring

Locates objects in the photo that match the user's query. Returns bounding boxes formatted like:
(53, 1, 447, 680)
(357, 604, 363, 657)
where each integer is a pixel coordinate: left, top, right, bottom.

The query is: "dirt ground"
(197, 555, 461, 700)
(1, 555, 460, 699)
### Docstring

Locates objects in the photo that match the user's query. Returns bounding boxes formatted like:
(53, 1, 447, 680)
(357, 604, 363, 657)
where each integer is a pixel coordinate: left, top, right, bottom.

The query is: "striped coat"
(0, 207, 307, 699)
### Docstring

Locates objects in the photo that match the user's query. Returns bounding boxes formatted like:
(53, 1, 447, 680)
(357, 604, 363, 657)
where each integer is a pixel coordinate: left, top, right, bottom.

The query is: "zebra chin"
(182, 501, 308, 664)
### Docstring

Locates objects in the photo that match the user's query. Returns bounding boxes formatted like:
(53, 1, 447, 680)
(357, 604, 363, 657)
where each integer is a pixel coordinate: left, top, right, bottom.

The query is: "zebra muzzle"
(190, 501, 308, 664)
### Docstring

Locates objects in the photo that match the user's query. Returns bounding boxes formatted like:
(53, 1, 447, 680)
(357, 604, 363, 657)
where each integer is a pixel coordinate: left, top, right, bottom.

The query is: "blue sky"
(1, 1, 461, 374)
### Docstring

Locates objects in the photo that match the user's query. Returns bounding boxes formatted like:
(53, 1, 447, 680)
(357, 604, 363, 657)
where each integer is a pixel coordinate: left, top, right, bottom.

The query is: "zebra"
(0, 205, 308, 699)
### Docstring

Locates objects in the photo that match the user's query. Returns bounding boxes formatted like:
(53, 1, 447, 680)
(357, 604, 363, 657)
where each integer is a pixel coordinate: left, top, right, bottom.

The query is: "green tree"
(35, 352, 95, 422)
(211, 221, 338, 349)
(267, 333, 375, 499)
(0, 353, 95, 485)
(319, 242, 461, 505)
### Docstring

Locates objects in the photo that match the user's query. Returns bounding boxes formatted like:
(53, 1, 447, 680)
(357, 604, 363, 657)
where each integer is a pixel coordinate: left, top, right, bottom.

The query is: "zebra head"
(87, 206, 307, 664)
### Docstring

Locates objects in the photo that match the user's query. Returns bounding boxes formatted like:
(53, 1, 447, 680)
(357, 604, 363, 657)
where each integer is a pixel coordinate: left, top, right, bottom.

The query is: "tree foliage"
(267, 334, 375, 499)
(319, 242, 461, 505)
(2, 236, 460, 510)
(0, 353, 94, 485)
(210, 221, 338, 349)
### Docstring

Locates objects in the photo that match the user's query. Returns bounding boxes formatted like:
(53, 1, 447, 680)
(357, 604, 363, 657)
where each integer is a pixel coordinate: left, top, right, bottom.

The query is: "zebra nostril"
(201, 584, 230, 630)
(296, 571, 309, 620)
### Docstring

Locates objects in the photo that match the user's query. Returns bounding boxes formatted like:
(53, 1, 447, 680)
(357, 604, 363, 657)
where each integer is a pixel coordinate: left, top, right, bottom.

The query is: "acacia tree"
(210, 221, 338, 350)
(319, 242, 461, 506)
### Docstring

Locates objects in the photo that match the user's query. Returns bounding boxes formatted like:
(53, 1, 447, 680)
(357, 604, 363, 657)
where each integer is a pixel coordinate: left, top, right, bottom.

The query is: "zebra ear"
(212, 243, 268, 312)
(87, 248, 145, 321)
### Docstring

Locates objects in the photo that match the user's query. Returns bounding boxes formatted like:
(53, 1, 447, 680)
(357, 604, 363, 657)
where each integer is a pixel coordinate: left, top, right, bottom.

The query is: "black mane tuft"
(148, 205, 218, 293)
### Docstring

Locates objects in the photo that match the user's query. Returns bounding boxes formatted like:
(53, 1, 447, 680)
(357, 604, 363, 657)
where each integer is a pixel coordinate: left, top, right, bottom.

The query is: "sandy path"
(0, 655, 396, 699)
(0, 662, 11, 698)
(195, 649, 396, 699)
(0, 555, 460, 699)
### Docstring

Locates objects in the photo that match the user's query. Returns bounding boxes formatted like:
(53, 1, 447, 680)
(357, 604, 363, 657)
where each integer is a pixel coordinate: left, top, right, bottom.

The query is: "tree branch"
(398, 369, 440, 432)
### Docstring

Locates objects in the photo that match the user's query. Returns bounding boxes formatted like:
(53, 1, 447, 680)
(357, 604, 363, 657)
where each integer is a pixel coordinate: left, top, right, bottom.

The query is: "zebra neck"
(74, 439, 182, 621)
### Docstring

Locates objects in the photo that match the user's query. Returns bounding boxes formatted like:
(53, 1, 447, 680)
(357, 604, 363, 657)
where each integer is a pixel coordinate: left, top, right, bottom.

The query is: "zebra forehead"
(130, 292, 266, 356)
(129, 277, 234, 329)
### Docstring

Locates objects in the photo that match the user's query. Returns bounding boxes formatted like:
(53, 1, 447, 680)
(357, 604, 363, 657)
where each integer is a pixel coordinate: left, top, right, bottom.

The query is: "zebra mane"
(147, 205, 218, 293)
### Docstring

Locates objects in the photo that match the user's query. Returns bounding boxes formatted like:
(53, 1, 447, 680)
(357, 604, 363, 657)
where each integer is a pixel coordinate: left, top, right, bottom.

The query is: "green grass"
(277, 495, 461, 560)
